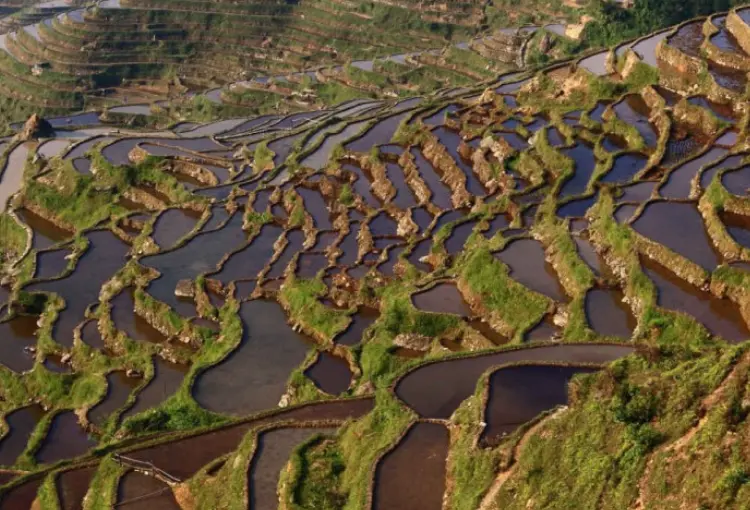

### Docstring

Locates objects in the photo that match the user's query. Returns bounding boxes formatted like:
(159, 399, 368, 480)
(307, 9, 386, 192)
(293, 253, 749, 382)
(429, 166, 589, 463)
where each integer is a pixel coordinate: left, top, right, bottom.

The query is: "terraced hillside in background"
(3, 2, 750, 510)
(0, 0, 582, 130)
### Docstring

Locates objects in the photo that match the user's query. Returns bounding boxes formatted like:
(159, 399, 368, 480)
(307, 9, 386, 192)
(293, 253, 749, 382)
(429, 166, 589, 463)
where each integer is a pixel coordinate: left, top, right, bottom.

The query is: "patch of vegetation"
(459, 247, 549, 338)
(280, 277, 350, 341)
(495, 346, 746, 509)
(283, 436, 347, 510)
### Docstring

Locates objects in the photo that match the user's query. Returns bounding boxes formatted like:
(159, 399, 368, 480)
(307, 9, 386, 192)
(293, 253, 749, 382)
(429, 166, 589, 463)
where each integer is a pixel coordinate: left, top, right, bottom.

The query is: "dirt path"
(477, 407, 567, 510)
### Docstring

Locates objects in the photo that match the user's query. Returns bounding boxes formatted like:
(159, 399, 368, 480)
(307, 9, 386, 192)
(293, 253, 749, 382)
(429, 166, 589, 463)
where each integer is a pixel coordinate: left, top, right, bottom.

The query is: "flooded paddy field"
(632, 202, 720, 270)
(373, 422, 448, 510)
(249, 427, 337, 509)
(480, 365, 598, 446)
(4, 16, 750, 506)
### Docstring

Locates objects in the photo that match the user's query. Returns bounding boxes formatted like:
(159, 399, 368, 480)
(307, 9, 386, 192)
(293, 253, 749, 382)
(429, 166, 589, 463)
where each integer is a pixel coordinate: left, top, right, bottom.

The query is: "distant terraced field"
(0, 0, 581, 128)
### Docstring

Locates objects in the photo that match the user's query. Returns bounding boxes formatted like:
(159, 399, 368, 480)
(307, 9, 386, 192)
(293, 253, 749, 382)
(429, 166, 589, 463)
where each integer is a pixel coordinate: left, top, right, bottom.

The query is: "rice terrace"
(1, 0, 750, 508)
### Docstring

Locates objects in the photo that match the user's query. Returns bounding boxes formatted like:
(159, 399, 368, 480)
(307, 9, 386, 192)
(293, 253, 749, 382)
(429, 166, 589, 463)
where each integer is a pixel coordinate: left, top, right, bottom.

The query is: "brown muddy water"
(373, 422, 448, 510)
(574, 237, 605, 277)
(151, 208, 200, 250)
(467, 318, 510, 345)
(297, 187, 333, 230)
(57, 466, 95, 510)
(120, 358, 188, 421)
(26, 230, 129, 348)
(266, 229, 305, 279)
(557, 193, 598, 218)
(617, 181, 657, 203)
(0, 477, 41, 509)
(87, 371, 141, 427)
(602, 153, 648, 184)
(341, 163, 382, 208)
(396, 344, 633, 418)
(110, 287, 169, 343)
(585, 288, 636, 338)
(480, 365, 597, 446)
(346, 111, 410, 152)
(602, 134, 628, 153)
(614, 203, 639, 223)
(194, 300, 313, 415)
(0, 315, 39, 373)
(334, 307, 379, 346)
(378, 245, 406, 276)
(559, 142, 597, 198)
(411, 282, 472, 317)
(297, 253, 329, 278)
(304, 352, 352, 395)
(660, 148, 728, 198)
(116, 470, 180, 509)
(335, 223, 360, 266)
(385, 163, 417, 209)
(249, 427, 337, 510)
(0, 405, 46, 466)
(142, 213, 248, 309)
(407, 238, 432, 272)
(43, 354, 71, 374)
(722, 165, 750, 196)
(721, 210, 750, 249)
(33, 248, 71, 280)
(128, 399, 373, 480)
(667, 20, 703, 58)
(80, 319, 105, 350)
(494, 239, 567, 301)
(642, 257, 749, 342)
(612, 96, 658, 147)
(484, 212, 510, 238)
(0, 472, 14, 487)
(688, 95, 735, 124)
(17, 208, 71, 250)
(699, 154, 745, 190)
(444, 220, 477, 254)
(35, 411, 96, 464)
(632, 202, 719, 270)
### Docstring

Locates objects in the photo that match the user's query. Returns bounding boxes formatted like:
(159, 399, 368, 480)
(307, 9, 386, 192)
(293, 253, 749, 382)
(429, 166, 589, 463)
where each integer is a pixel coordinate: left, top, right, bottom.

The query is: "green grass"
(496, 346, 746, 509)
(313, 81, 373, 105)
(0, 212, 28, 267)
(282, 435, 347, 510)
(82, 455, 124, 510)
(279, 277, 349, 341)
(36, 473, 61, 510)
(253, 141, 275, 173)
(448, 378, 504, 510)
(339, 390, 415, 510)
(459, 247, 549, 339)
